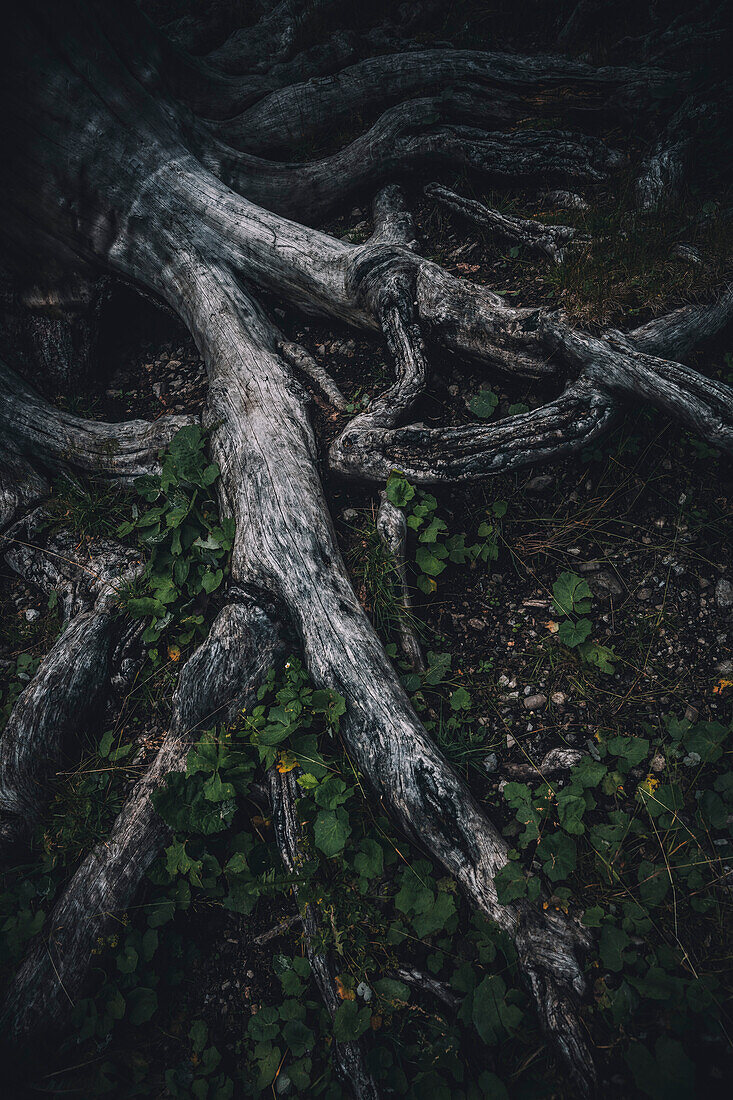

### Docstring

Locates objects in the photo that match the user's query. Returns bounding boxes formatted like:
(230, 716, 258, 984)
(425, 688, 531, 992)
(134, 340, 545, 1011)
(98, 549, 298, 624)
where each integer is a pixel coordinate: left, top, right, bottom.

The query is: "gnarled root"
(0, 522, 141, 860)
(269, 768, 380, 1099)
(1, 598, 281, 1045)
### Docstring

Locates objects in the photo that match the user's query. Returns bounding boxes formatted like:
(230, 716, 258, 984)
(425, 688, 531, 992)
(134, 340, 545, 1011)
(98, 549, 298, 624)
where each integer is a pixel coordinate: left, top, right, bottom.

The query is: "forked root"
(1, 599, 281, 1045)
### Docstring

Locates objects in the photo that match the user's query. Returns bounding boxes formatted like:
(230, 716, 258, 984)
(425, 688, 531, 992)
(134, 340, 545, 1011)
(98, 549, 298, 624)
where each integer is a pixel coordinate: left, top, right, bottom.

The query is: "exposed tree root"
(426, 182, 584, 264)
(1, 3, 732, 1094)
(376, 492, 425, 673)
(1, 598, 281, 1046)
(0, 360, 193, 484)
(0, 522, 141, 859)
(269, 768, 380, 1099)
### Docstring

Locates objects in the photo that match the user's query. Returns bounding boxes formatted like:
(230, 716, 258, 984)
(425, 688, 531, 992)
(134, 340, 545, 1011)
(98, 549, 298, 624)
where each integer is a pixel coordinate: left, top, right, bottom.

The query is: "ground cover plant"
(0, 0, 731, 1097)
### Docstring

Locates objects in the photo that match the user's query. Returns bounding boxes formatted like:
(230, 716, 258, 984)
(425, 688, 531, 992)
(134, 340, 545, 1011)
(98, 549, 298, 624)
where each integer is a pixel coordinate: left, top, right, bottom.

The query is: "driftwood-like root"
(0, 359, 194, 483)
(1, 599, 281, 1044)
(2, 7, 731, 1095)
(426, 182, 584, 264)
(0, 528, 141, 859)
(376, 492, 425, 673)
(269, 768, 380, 1100)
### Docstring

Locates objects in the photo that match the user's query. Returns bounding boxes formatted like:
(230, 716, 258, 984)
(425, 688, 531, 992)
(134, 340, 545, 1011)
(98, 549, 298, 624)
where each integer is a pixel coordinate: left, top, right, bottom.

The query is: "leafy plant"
(117, 425, 234, 654)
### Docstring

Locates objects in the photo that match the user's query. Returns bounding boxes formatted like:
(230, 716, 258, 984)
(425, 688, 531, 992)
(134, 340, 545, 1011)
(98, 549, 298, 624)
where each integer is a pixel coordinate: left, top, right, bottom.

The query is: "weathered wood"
(269, 768, 381, 1100)
(1, 599, 281, 1044)
(1, 4, 731, 1094)
(426, 182, 583, 264)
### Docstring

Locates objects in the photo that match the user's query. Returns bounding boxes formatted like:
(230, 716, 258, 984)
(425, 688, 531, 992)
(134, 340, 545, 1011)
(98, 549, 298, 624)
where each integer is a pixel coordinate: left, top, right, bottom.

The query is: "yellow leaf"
(713, 678, 733, 695)
(167, 644, 181, 662)
(546, 620, 559, 634)
(335, 975, 355, 1001)
(277, 751, 298, 774)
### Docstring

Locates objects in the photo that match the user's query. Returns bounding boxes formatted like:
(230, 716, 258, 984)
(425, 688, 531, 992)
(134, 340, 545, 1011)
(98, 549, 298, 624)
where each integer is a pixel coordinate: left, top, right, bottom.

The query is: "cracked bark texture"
(0, 1, 731, 1095)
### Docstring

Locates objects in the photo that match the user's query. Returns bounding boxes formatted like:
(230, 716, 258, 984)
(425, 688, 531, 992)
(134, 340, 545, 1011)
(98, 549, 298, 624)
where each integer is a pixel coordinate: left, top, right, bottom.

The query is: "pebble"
(715, 578, 733, 609)
(524, 694, 547, 711)
(506, 733, 516, 748)
(638, 588, 651, 601)
(650, 752, 665, 773)
(684, 704, 699, 723)
(24, 608, 40, 623)
(550, 691, 567, 706)
(525, 475, 554, 494)
(483, 753, 498, 774)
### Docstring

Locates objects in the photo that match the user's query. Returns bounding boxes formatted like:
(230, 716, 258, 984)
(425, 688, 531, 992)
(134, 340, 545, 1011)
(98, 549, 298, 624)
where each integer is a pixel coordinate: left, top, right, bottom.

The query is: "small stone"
(684, 704, 699, 724)
(524, 694, 547, 711)
(24, 608, 40, 623)
(483, 753, 498, 774)
(550, 691, 567, 706)
(715, 578, 733, 609)
(342, 508, 358, 521)
(506, 733, 516, 748)
(715, 658, 733, 675)
(650, 752, 665, 773)
(595, 570, 624, 597)
(638, 588, 651, 601)
(526, 475, 554, 494)
(541, 748, 583, 772)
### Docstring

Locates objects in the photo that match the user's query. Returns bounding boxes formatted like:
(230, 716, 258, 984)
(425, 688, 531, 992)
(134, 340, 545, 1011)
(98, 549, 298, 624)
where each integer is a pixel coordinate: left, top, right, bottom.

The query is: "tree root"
(0, 359, 194, 483)
(3, 7, 733, 1093)
(426, 182, 584, 264)
(214, 47, 673, 154)
(269, 768, 380, 1100)
(0, 522, 141, 860)
(376, 493, 425, 673)
(1, 599, 281, 1045)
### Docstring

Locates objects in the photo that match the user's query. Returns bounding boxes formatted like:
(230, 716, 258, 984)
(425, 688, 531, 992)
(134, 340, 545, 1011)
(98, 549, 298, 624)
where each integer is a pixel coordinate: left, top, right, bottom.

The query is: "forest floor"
(1, 160, 732, 1099)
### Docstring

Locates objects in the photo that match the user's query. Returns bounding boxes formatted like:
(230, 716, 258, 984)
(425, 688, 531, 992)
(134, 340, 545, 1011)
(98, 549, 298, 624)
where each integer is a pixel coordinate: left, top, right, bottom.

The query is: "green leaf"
(332, 1000, 371, 1042)
(582, 905, 604, 927)
(608, 736, 650, 769)
(557, 789, 587, 834)
(469, 388, 499, 419)
(637, 861, 669, 907)
(558, 617, 592, 648)
(579, 640, 616, 674)
(128, 987, 157, 1025)
(552, 572, 592, 617)
(599, 924, 630, 971)
(116, 945, 138, 974)
(449, 686, 472, 711)
(540, 832, 577, 881)
(411, 890, 456, 938)
(415, 544, 448, 576)
(190, 1019, 208, 1053)
(313, 808, 351, 857)
(472, 975, 522, 1045)
(201, 568, 223, 595)
(625, 1037, 695, 1099)
(683, 720, 727, 763)
(282, 1020, 314, 1057)
(385, 473, 415, 508)
(354, 839, 384, 882)
(373, 978, 410, 1003)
